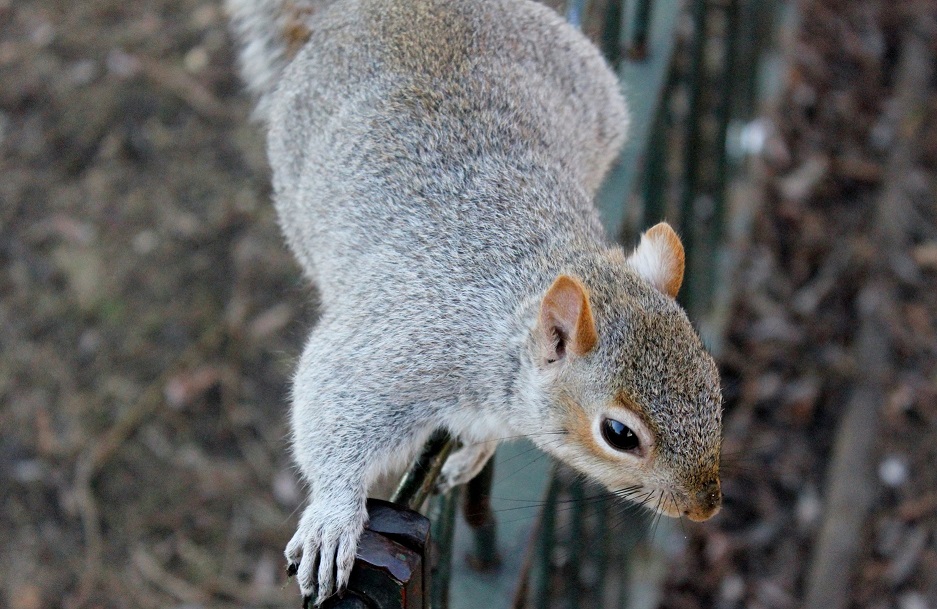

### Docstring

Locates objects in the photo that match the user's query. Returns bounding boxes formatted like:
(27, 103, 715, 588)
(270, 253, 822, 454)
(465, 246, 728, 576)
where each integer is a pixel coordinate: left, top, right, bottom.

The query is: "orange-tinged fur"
(540, 275, 598, 356)
(283, 3, 314, 58)
(560, 395, 612, 464)
(645, 223, 685, 299)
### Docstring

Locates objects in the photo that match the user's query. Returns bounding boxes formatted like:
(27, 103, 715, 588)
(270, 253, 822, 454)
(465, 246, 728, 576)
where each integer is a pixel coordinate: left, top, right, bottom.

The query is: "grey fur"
(226, 0, 721, 604)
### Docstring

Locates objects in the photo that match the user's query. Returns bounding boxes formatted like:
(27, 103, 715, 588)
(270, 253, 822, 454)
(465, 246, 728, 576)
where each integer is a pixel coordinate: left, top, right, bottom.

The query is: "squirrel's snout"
(684, 480, 721, 522)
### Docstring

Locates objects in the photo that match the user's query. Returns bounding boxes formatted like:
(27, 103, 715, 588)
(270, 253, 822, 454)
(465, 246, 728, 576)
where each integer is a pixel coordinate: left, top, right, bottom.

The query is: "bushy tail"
(226, 0, 331, 119)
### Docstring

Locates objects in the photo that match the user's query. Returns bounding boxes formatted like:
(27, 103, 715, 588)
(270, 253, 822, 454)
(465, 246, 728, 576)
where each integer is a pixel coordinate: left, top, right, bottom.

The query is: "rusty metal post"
(319, 499, 432, 609)
(317, 430, 455, 609)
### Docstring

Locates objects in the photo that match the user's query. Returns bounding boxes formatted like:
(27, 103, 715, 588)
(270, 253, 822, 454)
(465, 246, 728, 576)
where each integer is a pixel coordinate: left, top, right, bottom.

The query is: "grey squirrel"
(226, 0, 723, 605)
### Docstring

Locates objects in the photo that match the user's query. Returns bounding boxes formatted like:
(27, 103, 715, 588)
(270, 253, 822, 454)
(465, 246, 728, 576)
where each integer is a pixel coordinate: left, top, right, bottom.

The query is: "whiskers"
(489, 477, 678, 542)
(438, 436, 689, 545)
(719, 444, 770, 478)
(591, 485, 687, 546)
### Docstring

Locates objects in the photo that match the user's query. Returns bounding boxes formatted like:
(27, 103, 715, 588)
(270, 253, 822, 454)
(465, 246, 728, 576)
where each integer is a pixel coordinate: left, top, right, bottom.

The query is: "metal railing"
(320, 0, 782, 606)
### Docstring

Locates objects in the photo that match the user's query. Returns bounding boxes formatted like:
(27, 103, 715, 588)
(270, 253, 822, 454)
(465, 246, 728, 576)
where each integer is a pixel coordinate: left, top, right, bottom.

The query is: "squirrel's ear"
(538, 275, 598, 361)
(626, 222, 685, 299)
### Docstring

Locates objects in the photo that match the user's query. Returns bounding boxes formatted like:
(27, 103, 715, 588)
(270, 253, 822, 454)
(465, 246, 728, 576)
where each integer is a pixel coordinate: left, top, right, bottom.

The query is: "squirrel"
(226, 0, 723, 605)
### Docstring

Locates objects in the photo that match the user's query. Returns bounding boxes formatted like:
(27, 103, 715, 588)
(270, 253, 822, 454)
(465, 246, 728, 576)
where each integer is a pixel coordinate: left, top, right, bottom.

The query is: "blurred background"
(1, 0, 935, 608)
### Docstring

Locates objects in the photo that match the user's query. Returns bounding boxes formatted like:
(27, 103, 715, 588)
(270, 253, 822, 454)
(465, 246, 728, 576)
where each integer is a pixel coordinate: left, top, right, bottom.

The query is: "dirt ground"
(1, 1, 935, 609)
(1, 0, 311, 606)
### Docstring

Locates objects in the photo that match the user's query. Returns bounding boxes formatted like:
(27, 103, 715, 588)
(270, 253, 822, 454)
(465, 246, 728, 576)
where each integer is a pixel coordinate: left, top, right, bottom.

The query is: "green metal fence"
(319, 0, 783, 606)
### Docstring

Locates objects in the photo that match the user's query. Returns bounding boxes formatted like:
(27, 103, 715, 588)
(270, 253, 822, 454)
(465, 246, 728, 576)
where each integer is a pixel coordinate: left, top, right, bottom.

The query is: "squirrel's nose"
(685, 480, 721, 522)
(696, 480, 721, 511)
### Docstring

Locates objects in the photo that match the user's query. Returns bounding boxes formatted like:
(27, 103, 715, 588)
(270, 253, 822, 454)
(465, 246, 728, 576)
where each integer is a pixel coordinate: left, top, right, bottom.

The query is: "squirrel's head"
(524, 223, 722, 522)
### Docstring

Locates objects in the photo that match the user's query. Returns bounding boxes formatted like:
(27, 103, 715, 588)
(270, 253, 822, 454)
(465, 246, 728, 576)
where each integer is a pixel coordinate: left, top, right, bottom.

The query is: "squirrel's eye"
(601, 418, 640, 452)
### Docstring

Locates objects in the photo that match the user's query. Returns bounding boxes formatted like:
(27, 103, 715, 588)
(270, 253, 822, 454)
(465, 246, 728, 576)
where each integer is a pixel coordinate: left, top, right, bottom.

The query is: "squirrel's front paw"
(436, 441, 497, 494)
(285, 500, 367, 607)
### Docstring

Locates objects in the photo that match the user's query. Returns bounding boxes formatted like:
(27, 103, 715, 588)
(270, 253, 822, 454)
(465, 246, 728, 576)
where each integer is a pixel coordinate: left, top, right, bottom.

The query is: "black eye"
(601, 418, 640, 452)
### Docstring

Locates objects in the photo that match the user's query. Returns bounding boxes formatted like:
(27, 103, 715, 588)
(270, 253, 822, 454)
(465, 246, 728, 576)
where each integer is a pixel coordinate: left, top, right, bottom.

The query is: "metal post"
(641, 89, 672, 229)
(592, 495, 612, 608)
(565, 478, 585, 609)
(463, 457, 500, 571)
(629, 0, 655, 59)
(429, 490, 459, 609)
(532, 472, 560, 609)
(391, 431, 456, 511)
(601, 0, 626, 63)
(678, 0, 710, 316)
(708, 0, 740, 312)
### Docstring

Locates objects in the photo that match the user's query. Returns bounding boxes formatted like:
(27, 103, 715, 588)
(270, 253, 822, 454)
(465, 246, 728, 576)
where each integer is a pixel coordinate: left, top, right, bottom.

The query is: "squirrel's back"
(228, 0, 628, 308)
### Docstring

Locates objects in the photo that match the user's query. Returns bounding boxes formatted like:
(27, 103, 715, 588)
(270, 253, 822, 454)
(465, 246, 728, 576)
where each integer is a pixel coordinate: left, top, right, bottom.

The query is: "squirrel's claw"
(286, 501, 366, 606)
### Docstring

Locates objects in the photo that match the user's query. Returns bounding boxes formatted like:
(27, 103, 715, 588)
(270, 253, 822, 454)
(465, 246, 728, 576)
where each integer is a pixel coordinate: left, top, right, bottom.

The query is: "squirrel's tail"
(226, 0, 331, 119)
